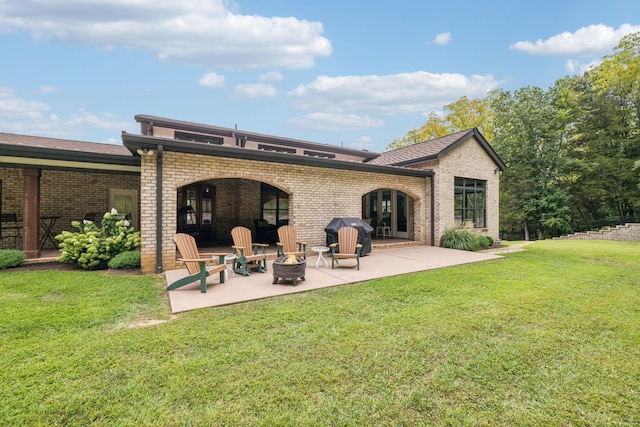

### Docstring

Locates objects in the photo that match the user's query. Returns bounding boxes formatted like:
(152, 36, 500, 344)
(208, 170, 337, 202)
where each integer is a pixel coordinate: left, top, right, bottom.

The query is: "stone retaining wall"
(553, 223, 640, 242)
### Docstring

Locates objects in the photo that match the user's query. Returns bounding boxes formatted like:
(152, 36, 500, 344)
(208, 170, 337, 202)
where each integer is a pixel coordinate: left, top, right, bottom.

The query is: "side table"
(311, 246, 329, 268)
(376, 226, 391, 238)
(223, 253, 236, 278)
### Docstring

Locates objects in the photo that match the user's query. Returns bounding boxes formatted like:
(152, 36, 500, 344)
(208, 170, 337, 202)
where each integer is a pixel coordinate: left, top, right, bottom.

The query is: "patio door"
(363, 189, 411, 239)
(395, 191, 408, 239)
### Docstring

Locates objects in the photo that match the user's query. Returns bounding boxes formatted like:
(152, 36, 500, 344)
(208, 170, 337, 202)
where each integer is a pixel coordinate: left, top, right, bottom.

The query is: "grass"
(1, 240, 639, 426)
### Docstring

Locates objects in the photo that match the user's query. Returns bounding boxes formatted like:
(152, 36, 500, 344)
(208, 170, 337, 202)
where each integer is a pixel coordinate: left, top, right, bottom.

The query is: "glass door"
(395, 191, 408, 239)
(382, 190, 392, 228)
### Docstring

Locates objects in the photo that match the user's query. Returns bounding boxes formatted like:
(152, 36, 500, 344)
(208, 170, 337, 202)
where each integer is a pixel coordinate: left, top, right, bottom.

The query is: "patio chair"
(1, 213, 22, 249)
(167, 233, 225, 293)
(329, 226, 362, 270)
(276, 225, 307, 259)
(231, 226, 268, 276)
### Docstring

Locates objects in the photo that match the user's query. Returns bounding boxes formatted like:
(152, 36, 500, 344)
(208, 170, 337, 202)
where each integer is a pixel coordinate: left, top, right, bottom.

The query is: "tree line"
(389, 32, 640, 240)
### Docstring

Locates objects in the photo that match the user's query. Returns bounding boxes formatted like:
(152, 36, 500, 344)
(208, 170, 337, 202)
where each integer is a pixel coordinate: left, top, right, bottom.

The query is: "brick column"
(22, 168, 41, 258)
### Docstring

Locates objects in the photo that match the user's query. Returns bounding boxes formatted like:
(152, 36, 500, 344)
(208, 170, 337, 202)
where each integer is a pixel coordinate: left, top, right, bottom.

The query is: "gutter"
(430, 174, 435, 246)
(122, 132, 433, 179)
(156, 145, 164, 274)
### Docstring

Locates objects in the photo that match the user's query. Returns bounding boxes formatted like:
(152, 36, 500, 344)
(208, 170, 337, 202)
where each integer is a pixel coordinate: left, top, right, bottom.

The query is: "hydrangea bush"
(55, 209, 141, 270)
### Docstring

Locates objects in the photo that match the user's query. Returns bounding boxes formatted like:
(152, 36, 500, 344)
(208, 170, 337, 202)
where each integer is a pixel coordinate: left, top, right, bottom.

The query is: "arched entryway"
(362, 189, 413, 240)
(176, 178, 290, 246)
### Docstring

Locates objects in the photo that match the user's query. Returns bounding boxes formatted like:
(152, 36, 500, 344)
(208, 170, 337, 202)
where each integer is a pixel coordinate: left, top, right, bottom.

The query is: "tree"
(386, 96, 493, 150)
(590, 31, 640, 126)
(386, 112, 447, 150)
(562, 32, 640, 227)
(488, 87, 571, 239)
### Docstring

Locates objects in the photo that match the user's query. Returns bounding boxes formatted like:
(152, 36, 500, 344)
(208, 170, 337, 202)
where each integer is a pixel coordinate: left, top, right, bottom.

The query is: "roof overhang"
(135, 114, 381, 161)
(122, 132, 433, 178)
(0, 144, 140, 174)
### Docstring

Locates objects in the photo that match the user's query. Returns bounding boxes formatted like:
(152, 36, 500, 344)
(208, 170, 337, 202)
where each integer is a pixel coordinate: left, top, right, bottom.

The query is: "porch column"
(22, 168, 41, 258)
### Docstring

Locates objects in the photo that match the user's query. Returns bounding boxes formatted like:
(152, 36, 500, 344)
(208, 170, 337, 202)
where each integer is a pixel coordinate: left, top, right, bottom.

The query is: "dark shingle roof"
(0, 132, 131, 156)
(367, 128, 505, 170)
(367, 129, 475, 166)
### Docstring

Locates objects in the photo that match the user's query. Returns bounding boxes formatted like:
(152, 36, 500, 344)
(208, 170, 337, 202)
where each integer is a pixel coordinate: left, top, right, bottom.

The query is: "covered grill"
(324, 217, 373, 256)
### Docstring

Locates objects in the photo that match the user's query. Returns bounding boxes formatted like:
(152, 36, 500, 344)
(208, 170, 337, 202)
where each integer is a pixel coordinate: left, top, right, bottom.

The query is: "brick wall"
(429, 137, 501, 245)
(140, 152, 431, 274)
(0, 167, 22, 214)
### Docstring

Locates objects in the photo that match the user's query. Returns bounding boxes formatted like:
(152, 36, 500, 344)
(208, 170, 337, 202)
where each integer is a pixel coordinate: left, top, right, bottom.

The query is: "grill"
(272, 255, 306, 286)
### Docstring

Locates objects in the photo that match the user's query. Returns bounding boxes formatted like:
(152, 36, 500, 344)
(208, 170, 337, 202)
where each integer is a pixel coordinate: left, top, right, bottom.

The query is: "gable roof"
(366, 128, 505, 170)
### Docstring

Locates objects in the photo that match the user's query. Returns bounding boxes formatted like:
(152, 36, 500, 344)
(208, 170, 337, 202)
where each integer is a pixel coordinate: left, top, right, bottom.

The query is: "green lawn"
(2, 240, 639, 426)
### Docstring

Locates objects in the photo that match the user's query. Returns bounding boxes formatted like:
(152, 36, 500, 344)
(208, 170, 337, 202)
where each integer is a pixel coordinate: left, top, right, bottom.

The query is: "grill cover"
(324, 217, 374, 256)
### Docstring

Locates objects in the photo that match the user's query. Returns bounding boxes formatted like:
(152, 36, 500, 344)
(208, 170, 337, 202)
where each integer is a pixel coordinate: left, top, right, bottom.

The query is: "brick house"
(0, 114, 505, 274)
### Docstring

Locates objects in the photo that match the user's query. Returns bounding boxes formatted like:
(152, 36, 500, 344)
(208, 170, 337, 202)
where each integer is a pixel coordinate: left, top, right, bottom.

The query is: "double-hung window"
(454, 177, 486, 228)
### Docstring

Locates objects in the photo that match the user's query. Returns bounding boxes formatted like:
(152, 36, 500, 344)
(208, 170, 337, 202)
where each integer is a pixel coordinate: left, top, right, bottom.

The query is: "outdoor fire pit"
(272, 254, 306, 285)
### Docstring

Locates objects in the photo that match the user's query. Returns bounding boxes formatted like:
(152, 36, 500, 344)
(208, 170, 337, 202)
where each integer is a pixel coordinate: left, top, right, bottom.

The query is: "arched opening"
(362, 189, 413, 240)
(176, 178, 289, 247)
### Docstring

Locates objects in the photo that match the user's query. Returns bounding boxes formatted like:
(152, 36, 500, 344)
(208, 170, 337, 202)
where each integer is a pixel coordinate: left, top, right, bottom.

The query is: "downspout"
(430, 174, 435, 246)
(156, 144, 164, 273)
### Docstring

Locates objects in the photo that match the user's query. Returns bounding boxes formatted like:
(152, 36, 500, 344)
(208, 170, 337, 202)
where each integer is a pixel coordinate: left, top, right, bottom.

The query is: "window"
(261, 183, 288, 225)
(454, 177, 486, 228)
(175, 131, 223, 145)
(258, 144, 296, 154)
(304, 150, 335, 159)
(108, 189, 138, 229)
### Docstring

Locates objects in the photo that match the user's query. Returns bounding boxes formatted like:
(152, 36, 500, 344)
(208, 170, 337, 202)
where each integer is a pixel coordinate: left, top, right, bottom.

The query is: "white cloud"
(0, 0, 332, 70)
(258, 71, 283, 82)
(289, 112, 384, 131)
(565, 58, 600, 74)
(198, 72, 225, 88)
(350, 135, 376, 151)
(0, 85, 131, 138)
(289, 72, 500, 115)
(433, 32, 452, 45)
(510, 23, 640, 55)
(234, 83, 277, 98)
(39, 85, 61, 94)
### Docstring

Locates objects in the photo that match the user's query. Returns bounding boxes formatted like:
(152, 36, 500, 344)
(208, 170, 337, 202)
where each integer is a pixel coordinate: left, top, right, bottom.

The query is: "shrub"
(477, 235, 494, 249)
(440, 226, 481, 251)
(108, 250, 141, 270)
(55, 209, 141, 270)
(0, 249, 26, 270)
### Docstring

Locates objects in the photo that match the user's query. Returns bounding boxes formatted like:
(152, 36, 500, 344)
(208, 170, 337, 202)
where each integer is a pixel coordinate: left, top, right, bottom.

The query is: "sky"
(0, 0, 639, 153)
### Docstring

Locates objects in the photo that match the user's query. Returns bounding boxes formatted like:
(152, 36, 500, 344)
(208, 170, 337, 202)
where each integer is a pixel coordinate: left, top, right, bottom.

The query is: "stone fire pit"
(272, 254, 306, 285)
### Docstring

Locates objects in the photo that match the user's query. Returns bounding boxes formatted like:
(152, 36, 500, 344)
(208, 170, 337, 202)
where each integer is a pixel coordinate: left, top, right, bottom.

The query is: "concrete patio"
(165, 245, 503, 313)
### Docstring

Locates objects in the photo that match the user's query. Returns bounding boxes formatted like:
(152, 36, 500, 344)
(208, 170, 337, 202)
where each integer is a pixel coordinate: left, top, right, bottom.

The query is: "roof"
(122, 132, 433, 179)
(0, 132, 131, 156)
(135, 114, 381, 161)
(0, 132, 139, 173)
(366, 128, 506, 170)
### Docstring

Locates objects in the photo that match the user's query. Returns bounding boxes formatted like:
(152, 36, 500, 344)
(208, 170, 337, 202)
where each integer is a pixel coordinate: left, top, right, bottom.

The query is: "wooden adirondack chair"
(231, 226, 268, 276)
(329, 226, 362, 270)
(167, 233, 226, 293)
(276, 225, 307, 259)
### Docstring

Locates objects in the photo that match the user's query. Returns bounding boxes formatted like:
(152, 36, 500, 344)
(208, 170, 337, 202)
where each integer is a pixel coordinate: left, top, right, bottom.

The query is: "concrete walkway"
(165, 246, 503, 313)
